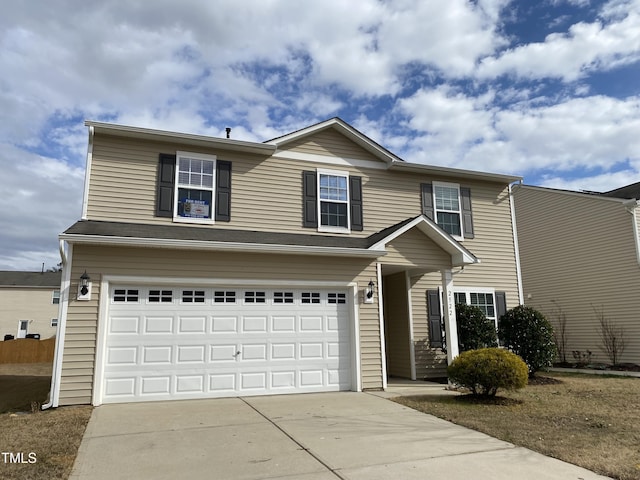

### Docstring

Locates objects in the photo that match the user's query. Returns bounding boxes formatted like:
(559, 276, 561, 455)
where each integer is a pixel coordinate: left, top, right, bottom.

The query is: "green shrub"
(456, 303, 498, 352)
(498, 305, 556, 377)
(447, 348, 528, 396)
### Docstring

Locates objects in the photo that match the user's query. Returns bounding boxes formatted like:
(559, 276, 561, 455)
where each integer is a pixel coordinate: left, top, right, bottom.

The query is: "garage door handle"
(233, 350, 241, 357)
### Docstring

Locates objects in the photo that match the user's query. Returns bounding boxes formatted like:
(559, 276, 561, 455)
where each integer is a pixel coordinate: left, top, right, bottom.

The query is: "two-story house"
(0, 270, 61, 340)
(513, 183, 640, 366)
(47, 118, 522, 407)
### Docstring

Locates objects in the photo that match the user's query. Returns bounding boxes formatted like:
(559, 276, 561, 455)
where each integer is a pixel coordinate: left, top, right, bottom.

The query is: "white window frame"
(317, 168, 351, 233)
(453, 287, 497, 328)
(51, 318, 58, 327)
(433, 181, 463, 240)
(173, 151, 217, 225)
(52, 290, 60, 304)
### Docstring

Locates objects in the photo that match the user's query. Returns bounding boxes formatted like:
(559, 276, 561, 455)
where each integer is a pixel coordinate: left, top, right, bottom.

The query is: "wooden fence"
(0, 337, 55, 364)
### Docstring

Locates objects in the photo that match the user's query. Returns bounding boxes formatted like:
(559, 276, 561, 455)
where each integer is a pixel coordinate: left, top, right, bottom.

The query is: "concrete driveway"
(70, 392, 609, 480)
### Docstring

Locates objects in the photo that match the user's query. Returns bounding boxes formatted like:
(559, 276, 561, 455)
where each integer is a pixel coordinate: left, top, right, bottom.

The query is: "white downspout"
(81, 126, 94, 220)
(509, 181, 525, 305)
(42, 241, 72, 409)
(377, 262, 388, 389)
(623, 198, 640, 265)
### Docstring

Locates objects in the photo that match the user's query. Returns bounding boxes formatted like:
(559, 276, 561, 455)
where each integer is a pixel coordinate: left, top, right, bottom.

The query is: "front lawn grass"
(394, 373, 640, 480)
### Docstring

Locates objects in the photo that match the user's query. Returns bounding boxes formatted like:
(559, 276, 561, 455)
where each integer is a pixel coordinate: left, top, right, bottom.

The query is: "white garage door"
(100, 285, 352, 403)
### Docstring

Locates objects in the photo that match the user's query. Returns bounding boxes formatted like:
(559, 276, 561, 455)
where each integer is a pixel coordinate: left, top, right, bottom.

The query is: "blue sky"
(1, 0, 640, 270)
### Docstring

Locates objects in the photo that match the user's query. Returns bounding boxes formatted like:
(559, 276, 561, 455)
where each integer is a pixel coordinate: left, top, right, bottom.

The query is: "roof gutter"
(389, 160, 522, 184)
(60, 233, 385, 258)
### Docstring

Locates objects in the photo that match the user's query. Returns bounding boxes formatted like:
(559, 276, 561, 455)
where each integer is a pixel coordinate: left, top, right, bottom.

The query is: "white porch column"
(441, 269, 459, 364)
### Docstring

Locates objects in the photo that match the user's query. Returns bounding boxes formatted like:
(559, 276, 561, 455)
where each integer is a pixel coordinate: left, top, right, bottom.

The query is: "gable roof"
(267, 117, 402, 165)
(367, 215, 479, 266)
(267, 117, 521, 183)
(0, 270, 61, 287)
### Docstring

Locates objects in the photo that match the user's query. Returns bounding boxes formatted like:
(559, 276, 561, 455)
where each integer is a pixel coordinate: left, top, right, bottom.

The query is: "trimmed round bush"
(447, 348, 528, 396)
(498, 305, 556, 377)
(456, 303, 498, 352)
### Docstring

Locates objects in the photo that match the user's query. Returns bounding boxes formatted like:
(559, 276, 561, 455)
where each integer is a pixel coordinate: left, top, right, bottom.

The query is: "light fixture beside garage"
(77, 271, 92, 301)
(364, 280, 375, 304)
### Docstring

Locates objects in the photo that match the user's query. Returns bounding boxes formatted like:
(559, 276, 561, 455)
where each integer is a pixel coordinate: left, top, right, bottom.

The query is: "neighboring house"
(48, 118, 523, 407)
(0, 271, 62, 340)
(513, 183, 640, 365)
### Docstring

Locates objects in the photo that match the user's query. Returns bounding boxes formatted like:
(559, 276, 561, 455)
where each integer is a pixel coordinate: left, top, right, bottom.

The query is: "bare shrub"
(593, 306, 626, 365)
(550, 300, 569, 364)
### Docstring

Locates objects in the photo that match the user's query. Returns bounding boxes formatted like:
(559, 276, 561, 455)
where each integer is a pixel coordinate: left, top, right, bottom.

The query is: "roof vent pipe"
(225, 127, 231, 139)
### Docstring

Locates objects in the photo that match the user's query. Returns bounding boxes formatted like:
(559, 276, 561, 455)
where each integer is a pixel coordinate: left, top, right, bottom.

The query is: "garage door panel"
(102, 286, 352, 403)
(144, 316, 174, 334)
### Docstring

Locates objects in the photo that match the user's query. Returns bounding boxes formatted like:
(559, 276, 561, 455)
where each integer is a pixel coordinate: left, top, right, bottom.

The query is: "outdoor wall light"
(364, 280, 375, 304)
(77, 271, 92, 301)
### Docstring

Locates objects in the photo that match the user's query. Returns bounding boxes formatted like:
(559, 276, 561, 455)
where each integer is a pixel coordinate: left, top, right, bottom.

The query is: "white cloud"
(477, 1, 640, 81)
(0, 145, 84, 270)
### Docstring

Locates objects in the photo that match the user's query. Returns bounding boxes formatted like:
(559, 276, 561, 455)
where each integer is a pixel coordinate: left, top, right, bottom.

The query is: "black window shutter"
(302, 171, 318, 228)
(349, 176, 363, 231)
(421, 183, 434, 220)
(460, 187, 474, 239)
(495, 291, 507, 323)
(427, 289, 443, 348)
(215, 160, 231, 222)
(156, 154, 176, 217)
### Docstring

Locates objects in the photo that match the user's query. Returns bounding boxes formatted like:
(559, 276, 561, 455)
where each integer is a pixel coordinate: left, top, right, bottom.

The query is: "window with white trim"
(51, 318, 58, 327)
(301, 292, 320, 304)
(318, 170, 349, 231)
(182, 290, 205, 303)
(434, 182, 462, 237)
(273, 292, 294, 304)
(328, 292, 346, 304)
(175, 152, 216, 222)
(244, 291, 266, 303)
(214, 291, 236, 303)
(114, 289, 139, 303)
(149, 289, 173, 303)
(52, 290, 60, 305)
(454, 289, 497, 326)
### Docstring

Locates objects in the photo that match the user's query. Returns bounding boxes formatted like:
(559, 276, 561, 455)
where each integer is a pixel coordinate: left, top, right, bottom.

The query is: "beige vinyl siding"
(0, 288, 59, 339)
(283, 128, 382, 161)
(59, 245, 381, 405)
(86, 132, 520, 300)
(382, 272, 411, 378)
(384, 228, 452, 270)
(514, 186, 640, 365)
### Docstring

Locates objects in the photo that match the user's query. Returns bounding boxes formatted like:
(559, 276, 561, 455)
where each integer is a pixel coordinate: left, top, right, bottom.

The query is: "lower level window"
(51, 318, 58, 327)
(454, 290, 496, 325)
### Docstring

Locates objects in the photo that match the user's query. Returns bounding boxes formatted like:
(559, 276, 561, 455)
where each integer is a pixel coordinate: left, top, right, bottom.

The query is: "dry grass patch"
(0, 363, 92, 479)
(0, 406, 93, 480)
(395, 373, 640, 480)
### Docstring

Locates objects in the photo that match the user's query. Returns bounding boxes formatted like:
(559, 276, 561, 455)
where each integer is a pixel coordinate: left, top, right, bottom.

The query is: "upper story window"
(421, 182, 474, 240)
(434, 182, 462, 237)
(302, 169, 363, 233)
(175, 152, 216, 223)
(156, 152, 231, 223)
(319, 171, 349, 231)
(52, 290, 60, 305)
